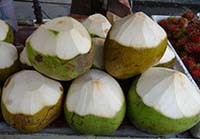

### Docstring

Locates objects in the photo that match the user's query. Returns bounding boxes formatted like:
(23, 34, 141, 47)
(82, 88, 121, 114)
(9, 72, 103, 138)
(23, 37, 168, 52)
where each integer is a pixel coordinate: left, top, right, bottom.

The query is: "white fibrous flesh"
(66, 69, 125, 118)
(136, 67, 200, 119)
(28, 16, 91, 60)
(82, 14, 111, 38)
(2, 70, 63, 115)
(109, 12, 167, 48)
(106, 11, 121, 25)
(154, 45, 175, 66)
(0, 42, 18, 69)
(92, 37, 105, 69)
(0, 20, 9, 41)
(20, 47, 32, 66)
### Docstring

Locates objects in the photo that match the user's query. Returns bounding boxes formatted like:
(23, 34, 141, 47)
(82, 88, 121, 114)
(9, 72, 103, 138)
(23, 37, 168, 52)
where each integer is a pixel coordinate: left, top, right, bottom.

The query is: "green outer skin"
(154, 58, 176, 68)
(127, 77, 200, 135)
(26, 42, 94, 81)
(64, 102, 126, 135)
(104, 37, 167, 79)
(1, 82, 64, 133)
(3, 25, 14, 44)
(0, 60, 20, 81)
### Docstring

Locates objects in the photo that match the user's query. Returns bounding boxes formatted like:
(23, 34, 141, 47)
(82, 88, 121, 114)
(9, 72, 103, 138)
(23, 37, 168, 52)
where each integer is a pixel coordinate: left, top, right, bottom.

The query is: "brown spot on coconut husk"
(35, 55, 43, 62)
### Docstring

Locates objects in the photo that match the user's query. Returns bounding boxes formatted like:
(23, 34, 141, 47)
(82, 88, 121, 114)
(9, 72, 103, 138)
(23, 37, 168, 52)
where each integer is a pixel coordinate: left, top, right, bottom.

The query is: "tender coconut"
(154, 45, 175, 67)
(29, 17, 91, 60)
(19, 47, 32, 67)
(0, 42, 19, 81)
(92, 37, 105, 69)
(82, 14, 111, 38)
(26, 16, 94, 81)
(104, 12, 167, 79)
(1, 70, 63, 133)
(128, 67, 200, 135)
(0, 20, 14, 43)
(65, 69, 126, 135)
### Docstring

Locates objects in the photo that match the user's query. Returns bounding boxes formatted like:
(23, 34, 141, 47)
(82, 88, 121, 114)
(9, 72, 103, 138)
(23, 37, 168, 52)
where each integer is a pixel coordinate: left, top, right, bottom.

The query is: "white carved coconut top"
(110, 12, 167, 48)
(154, 45, 175, 66)
(66, 69, 125, 118)
(137, 67, 200, 119)
(2, 70, 63, 115)
(82, 14, 111, 38)
(0, 42, 18, 68)
(20, 46, 32, 66)
(28, 16, 91, 60)
(0, 20, 9, 41)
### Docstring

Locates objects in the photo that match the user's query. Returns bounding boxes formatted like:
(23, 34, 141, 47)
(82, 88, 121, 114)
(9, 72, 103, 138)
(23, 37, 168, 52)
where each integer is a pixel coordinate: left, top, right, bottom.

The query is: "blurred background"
(13, 0, 200, 20)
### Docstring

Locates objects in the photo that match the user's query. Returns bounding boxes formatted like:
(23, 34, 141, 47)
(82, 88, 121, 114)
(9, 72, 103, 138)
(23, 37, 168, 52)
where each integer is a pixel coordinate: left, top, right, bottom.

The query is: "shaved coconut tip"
(0, 42, 18, 69)
(65, 69, 126, 134)
(154, 45, 175, 67)
(93, 37, 105, 69)
(19, 47, 32, 66)
(2, 70, 63, 115)
(83, 14, 111, 38)
(110, 12, 167, 48)
(28, 16, 91, 60)
(128, 67, 200, 134)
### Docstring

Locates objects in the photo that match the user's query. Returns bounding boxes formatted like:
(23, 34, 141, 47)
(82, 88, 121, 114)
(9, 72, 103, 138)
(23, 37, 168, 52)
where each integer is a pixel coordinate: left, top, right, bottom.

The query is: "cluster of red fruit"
(159, 10, 200, 86)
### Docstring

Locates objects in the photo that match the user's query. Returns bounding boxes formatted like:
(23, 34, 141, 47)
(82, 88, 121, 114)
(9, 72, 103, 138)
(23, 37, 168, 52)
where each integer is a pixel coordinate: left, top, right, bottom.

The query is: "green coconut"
(82, 14, 111, 38)
(153, 45, 175, 68)
(1, 70, 64, 133)
(104, 12, 167, 79)
(64, 69, 126, 135)
(0, 20, 14, 43)
(26, 16, 94, 81)
(127, 67, 200, 135)
(0, 42, 20, 81)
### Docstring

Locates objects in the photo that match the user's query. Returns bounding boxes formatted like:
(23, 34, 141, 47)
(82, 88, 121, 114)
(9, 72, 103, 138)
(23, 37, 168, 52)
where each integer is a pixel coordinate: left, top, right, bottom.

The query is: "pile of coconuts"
(0, 11, 199, 136)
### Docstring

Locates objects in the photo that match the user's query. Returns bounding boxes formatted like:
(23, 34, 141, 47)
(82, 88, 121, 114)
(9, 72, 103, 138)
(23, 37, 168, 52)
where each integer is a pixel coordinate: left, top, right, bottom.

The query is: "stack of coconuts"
(0, 11, 199, 136)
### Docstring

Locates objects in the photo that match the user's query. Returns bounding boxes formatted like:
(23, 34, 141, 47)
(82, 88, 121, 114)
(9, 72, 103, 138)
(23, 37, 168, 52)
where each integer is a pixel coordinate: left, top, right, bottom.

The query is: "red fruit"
(191, 67, 200, 79)
(182, 56, 196, 70)
(187, 43, 200, 53)
(186, 24, 195, 32)
(159, 19, 168, 29)
(182, 10, 195, 20)
(179, 18, 188, 27)
(173, 30, 184, 39)
(176, 37, 189, 49)
(167, 24, 179, 31)
(190, 32, 200, 43)
(168, 17, 178, 24)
